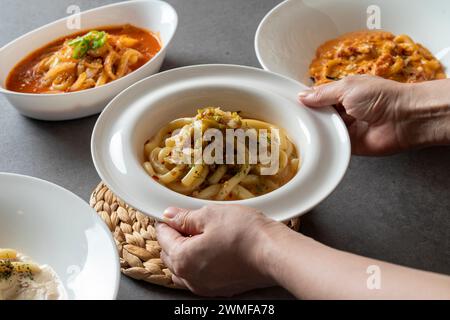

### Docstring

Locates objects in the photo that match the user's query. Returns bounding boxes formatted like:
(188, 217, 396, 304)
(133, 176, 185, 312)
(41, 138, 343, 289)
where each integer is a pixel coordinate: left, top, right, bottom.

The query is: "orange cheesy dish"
(309, 31, 446, 85)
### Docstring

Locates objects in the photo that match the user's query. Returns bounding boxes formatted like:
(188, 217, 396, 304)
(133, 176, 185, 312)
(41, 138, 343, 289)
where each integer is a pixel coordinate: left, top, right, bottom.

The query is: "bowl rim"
(91, 63, 351, 221)
(0, 0, 178, 97)
(254, 0, 291, 73)
(0, 171, 121, 300)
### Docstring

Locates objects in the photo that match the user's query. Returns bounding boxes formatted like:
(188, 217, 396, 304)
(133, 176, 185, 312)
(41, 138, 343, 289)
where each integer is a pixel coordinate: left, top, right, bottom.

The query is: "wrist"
(402, 81, 450, 147)
(254, 221, 313, 286)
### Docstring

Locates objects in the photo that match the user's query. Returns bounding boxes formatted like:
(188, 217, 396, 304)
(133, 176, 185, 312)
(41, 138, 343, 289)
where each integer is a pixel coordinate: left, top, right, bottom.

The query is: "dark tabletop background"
(1, 0, 449, 300)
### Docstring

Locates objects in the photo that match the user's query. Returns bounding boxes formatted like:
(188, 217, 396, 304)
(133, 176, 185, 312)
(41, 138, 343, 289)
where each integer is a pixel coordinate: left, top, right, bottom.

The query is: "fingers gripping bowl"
(91, 65, 351, 221)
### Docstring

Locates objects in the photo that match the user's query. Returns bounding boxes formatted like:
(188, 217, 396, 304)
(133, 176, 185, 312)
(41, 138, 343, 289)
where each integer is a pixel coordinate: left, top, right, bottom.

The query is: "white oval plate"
(0, 0, 178, 120)
(0, 173, 120, 300)
(92, 64, 350, 221)
(255, 0, 450, 84)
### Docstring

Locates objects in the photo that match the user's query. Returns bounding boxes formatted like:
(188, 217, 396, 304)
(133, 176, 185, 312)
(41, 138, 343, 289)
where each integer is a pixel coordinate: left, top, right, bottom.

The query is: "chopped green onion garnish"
(68, 30, 107, 59)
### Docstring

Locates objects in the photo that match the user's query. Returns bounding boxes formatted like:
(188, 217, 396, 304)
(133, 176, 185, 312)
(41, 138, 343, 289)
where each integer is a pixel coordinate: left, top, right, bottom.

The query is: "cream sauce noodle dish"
(0, 248, 66, 300)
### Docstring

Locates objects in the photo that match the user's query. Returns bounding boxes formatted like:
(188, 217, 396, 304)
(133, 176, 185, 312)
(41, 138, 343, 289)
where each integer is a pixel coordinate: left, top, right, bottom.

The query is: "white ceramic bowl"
(0, 173, 120, 300)
(0, 0, 178, 121)
(255, 0, 450, 84)
(91, 64, 350, 222)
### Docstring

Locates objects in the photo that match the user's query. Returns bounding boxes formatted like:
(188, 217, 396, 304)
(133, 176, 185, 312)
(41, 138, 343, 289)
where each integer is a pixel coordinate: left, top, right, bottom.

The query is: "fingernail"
(298, 90, 314, 99)
(163, 207, 181, 219)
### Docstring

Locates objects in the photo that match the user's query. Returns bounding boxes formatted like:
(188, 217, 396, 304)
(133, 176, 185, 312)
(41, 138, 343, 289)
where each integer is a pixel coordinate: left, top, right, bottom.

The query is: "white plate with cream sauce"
(0, 173, 120, 300)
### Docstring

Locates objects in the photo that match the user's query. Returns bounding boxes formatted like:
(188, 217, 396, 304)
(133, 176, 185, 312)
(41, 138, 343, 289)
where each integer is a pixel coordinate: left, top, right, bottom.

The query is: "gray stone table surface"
(0, 0, 449, 300)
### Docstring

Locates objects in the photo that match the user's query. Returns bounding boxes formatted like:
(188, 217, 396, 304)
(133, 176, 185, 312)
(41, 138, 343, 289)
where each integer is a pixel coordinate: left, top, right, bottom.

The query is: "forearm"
(404, 79, 450, 147)
(260, 225, 450, 299)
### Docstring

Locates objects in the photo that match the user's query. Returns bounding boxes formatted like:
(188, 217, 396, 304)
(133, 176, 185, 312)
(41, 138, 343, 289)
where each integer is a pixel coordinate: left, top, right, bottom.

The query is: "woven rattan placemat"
(90, 182, 301, 289)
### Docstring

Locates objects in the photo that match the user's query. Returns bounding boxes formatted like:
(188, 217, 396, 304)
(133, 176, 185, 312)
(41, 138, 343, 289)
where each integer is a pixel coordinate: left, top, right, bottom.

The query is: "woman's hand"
(298, 75, 450, 155)
(155, 204, 289, 297)
(156, 204, 450, 299)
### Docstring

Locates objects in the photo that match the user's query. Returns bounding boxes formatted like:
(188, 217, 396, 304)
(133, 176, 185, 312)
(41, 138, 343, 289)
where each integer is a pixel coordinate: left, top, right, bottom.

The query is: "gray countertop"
(1, 0, 449, 300)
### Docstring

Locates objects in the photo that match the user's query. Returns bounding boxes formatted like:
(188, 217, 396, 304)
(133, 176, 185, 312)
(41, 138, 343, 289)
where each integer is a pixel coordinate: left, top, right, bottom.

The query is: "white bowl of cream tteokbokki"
(91, 65, 351, 222)
(0, 0, 177, 120)
(255, 0, 449, 85)
(0, 173, 120, 300)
